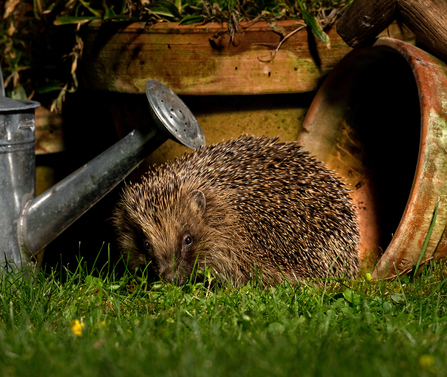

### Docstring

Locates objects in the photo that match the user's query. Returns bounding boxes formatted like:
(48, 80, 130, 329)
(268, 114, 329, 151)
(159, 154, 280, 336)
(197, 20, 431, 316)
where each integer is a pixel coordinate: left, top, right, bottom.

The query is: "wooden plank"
(81, 20, 414, 95)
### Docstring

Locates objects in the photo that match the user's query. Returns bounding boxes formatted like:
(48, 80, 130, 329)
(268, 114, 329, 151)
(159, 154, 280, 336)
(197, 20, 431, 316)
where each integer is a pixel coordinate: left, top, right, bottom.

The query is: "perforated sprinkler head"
(146, 80, 205, 150)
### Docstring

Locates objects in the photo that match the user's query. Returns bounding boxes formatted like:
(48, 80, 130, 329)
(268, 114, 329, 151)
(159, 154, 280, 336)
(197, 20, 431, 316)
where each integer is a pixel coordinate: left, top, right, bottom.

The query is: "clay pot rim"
(371, 37, 447, 278)
(300, 36, 447, 278)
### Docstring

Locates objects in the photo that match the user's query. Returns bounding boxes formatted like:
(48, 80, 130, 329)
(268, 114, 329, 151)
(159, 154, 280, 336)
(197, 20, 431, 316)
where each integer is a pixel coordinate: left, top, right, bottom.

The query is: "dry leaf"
(7, 20, 16, 36)
(269, 20, 286, 38)
(4, 0, 20, 19)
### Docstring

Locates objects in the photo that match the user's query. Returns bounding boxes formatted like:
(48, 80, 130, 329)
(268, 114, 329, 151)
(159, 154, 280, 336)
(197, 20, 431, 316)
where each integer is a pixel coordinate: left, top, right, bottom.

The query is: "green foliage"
(147, 0, 181, 19)
(1, 0, 349, 112)
(0, 256, 447, 376)
(297, 0, 330, 46)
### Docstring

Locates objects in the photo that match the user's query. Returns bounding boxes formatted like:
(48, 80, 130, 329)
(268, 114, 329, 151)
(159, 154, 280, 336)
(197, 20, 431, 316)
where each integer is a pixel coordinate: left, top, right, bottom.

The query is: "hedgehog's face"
(115, 189, 208, 285)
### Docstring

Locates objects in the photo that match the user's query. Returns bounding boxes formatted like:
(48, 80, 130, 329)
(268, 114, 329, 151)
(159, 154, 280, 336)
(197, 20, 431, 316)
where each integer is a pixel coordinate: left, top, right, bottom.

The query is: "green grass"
(1, 256, 447, 377)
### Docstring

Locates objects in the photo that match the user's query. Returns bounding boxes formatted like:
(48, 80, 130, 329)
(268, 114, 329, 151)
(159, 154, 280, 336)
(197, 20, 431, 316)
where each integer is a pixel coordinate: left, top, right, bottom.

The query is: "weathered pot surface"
(297, 37, 447, 277)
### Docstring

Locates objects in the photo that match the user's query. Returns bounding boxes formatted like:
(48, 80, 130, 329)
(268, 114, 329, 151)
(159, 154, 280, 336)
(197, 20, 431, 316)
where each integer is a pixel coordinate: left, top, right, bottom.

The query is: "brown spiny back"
(113, 135, 360, 285)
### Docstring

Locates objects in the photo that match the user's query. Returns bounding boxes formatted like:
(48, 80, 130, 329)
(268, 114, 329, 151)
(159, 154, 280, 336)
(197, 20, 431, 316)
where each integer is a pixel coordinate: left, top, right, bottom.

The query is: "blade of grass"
(412, 198, 440, 281)
(393, 262, 408, 307)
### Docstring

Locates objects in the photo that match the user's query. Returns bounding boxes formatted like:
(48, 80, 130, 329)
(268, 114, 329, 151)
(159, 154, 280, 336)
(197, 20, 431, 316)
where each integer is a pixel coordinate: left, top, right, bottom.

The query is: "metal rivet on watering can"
(297, 37, 447, 278)
(0, 76, 205, 272)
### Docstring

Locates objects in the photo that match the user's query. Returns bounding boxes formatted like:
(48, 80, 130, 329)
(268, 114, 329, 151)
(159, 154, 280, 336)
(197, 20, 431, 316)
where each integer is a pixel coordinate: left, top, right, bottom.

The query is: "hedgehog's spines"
(113, 135, 360, 285)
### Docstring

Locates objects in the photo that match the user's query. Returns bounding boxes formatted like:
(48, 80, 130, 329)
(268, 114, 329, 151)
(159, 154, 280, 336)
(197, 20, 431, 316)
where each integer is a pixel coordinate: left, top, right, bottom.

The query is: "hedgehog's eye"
(142, 239, 152, 253)
(183, 234, 193, 247)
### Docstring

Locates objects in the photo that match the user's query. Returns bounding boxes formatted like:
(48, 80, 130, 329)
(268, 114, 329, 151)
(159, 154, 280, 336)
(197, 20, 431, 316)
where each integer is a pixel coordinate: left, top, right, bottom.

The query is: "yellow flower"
(419, 354, 435, 369)
(70, 320, 85, 336)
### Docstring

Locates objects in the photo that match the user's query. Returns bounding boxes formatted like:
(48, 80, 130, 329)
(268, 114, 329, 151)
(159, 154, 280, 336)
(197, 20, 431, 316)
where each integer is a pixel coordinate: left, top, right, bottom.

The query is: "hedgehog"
(113, 135, 360, 286)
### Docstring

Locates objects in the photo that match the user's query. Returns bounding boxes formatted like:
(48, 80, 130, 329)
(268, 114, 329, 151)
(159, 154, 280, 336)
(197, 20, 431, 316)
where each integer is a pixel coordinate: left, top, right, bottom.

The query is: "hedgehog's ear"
(190, 190, 206, 215)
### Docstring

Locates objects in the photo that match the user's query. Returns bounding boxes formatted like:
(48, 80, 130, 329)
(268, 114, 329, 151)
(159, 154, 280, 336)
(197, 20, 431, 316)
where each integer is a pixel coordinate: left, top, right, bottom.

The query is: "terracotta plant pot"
(298, 37, 447, 277)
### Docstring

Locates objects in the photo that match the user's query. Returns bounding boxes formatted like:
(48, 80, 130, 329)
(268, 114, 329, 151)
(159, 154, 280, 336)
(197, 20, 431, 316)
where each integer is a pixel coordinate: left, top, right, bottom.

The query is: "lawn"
(0, 256, 446, 377)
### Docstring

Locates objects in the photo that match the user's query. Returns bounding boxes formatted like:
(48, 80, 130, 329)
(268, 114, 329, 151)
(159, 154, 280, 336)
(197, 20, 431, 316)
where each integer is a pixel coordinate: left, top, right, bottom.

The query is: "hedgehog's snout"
(158, 262, 186, 285)
(161, 271, 186, 286)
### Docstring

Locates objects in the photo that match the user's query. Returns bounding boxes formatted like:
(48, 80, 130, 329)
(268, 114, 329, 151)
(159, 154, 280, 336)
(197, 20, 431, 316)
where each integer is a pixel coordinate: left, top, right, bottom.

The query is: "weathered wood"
(398, 0, 447, 63)
(81, 20, 350, 95)
(338, 0, 447, 63)
(336, 0, 397, 48)
(81, 20, 413, 95)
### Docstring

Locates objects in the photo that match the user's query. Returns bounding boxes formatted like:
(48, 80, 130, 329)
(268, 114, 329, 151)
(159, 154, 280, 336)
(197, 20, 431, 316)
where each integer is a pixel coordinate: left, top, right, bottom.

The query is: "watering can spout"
(19, 124, 166, 256)
(0, 80, 205, 269)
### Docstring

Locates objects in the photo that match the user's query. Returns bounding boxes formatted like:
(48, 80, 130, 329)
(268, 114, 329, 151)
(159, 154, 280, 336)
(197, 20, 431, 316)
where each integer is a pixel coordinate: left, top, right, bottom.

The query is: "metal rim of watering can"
(298, 37, 447, 279)
(0, 96, 40, 112)
(145, 80, 205, 150)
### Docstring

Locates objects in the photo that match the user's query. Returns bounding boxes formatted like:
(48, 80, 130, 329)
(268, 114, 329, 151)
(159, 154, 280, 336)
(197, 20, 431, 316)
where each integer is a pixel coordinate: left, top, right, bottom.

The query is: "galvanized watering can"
(0, 78, 205, 271)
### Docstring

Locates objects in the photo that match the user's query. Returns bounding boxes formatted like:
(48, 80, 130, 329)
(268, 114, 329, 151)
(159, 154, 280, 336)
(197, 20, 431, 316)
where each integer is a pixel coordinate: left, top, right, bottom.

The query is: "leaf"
(79, 0, 102, 17)
(304, 14, 330, 47)
(179, 14, 205, 25)
(4, 0, 21, 19)
(269, 20, 287, 38)
(54, 16, 100, 25)
(147, 0, 181, 19)
(382, 301, 393, 313)
(296, 0, 330, 48)
(102, 0, 117, 19)
(174, 0, 182, 13)
(33, 0, 44, 19)
(37, 80, 65, 94)
(84, 275, 103, 289)
(11, 84, 27, 100)
(267, 322, 285, 334)
(390, 294, 403, 303)
(342, 289, 361, 306)
(364, 312, 376, 324)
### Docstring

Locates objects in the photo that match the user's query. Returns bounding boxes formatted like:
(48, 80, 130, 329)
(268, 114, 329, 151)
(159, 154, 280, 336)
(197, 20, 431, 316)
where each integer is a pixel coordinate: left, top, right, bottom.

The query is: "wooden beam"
(336, 0, 397, 48)
(398, 0, 447, 63)
(337, 0, 447, 63)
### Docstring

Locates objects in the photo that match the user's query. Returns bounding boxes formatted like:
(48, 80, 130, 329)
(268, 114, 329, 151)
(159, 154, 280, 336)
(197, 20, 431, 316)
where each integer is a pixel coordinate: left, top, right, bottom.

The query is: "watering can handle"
(0, 66, 5, 97)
